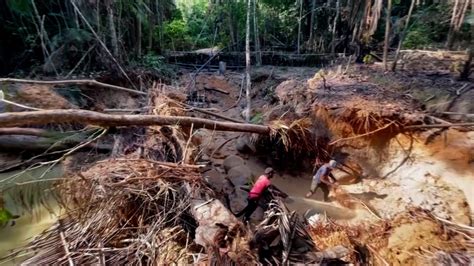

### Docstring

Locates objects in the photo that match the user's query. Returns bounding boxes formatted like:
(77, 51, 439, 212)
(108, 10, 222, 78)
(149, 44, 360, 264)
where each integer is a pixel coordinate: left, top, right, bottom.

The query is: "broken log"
(0, 109, 270, 134)
(0, 78, 146, 96)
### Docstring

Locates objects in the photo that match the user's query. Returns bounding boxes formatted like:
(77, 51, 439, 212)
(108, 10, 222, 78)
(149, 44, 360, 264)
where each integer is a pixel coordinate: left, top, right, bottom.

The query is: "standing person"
(236, 167, 275, 222)
(305, 160, 339, 201)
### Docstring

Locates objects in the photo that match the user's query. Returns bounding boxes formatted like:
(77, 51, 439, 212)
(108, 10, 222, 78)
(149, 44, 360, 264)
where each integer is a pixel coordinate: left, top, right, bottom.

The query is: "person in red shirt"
(236, 167, 275, 222)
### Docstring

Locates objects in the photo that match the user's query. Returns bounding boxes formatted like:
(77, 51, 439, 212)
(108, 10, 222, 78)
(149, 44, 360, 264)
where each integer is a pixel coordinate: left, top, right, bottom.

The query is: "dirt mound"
(398, 50, 469, 73)
(309, 208, 473, 265)
(8, 84, 75, 110)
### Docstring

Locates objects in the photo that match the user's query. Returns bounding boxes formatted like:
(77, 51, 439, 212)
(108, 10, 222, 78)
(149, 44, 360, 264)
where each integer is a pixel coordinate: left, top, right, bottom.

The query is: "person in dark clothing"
(236, 167, 275, 222)
(305, 160, 339, 201)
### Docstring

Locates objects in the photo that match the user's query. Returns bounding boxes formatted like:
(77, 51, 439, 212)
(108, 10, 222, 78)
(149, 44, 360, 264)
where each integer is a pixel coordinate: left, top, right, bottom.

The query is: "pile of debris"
(5, 159, 354, 265)
(11, 159, 255, 264)
(309, 208, 474, 265)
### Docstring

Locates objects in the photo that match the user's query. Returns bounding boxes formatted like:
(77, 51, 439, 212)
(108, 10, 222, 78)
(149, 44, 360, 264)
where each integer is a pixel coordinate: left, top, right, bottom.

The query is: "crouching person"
(305, 160, 339, 201)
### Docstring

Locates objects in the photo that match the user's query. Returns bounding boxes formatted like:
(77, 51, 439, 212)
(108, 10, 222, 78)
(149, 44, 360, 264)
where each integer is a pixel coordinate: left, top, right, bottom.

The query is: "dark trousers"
(235, 198, 259, 222)
(315, 183, 330, 201)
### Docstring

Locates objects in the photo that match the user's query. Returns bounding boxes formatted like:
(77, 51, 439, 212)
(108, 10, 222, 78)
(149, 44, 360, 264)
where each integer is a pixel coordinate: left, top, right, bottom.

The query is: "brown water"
(0, 165, 63, 264)
(243, 158, 360, 220)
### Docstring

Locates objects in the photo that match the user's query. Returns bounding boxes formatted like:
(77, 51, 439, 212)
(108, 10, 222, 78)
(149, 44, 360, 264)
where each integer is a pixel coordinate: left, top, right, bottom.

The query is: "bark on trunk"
(383, 0, 392, 70)
(331, 0, 341, 55)
(0, 110, 271, 134)
(245, 0, 252, 122)
(253, 0, 262, 66)
(309, 0, 317, 43)
(137, 15, 142, 57)
(106, 1, 119, 57)
(297, 0, 304, 54)
(446, 0, 469, 49)
(391, 0, 415, 71)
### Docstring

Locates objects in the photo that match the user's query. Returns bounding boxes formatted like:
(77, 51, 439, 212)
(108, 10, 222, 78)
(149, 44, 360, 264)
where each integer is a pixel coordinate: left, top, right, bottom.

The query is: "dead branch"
(70, 0, 137, 90)
(404, 123, 474, 129)
(0, 109, 270, 134)
(437, 112, 474, 117)
(0, 78, 146, 95)
(1, 98, 44, 111)
(187, 106, 244, 123)
(204, 86, 230, 95)
(329, 121, 396, 145)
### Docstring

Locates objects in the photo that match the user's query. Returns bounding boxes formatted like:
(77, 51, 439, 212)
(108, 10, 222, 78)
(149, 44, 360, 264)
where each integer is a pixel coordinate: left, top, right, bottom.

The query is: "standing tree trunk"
(106, 0, 119, 57)
(137, 15, 142, 57)
(391, 0, 415, 71)
(253, 0, 262, 66)
(331, 0, 341, 55)
(245, 0, 252, 122)
(383, 0, 392, 70)
(297, 0, 304, 54)
(309, 0, 317, 44)
(446, 0, 469, 49)
(446, 0, 460, 49)
(147, 0, 154, 52)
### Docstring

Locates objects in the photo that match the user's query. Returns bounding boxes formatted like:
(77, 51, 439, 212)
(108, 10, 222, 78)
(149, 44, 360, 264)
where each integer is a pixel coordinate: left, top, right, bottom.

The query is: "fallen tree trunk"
(0, 109, 271, 134)
(0, 135, 111, 151)
(0, 78, 146, 96)
(0, 127, 51, 137)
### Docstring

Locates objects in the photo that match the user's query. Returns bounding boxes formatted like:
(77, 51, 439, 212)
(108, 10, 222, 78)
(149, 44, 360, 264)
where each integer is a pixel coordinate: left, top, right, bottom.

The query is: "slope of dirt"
(180, 58, 473, 264)
(2, 84, 76, 110)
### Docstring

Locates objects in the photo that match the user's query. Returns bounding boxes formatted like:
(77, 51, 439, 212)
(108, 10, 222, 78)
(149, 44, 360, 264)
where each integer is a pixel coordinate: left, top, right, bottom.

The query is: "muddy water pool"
(0, 165, 63, 264)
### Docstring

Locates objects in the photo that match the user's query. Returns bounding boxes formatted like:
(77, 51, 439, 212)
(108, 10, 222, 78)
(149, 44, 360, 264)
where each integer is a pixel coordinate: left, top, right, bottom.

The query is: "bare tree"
(253, 0, 262, 66)
(392, 0, 415, 71)
(297, 0, 304, 54)
(309, 0, 317, 44)
(383, 0, 392, 70)
(245, 0, 252, 122)
(446, 0, 470, 49)
(137, 14, 142, 57)
(331, 0, 341, 55)
(106, 0, 119, 57)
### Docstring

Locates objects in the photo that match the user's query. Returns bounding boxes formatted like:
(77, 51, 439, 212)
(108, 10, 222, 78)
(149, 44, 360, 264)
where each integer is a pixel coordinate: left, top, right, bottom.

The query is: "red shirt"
(248, 175, 271, 199)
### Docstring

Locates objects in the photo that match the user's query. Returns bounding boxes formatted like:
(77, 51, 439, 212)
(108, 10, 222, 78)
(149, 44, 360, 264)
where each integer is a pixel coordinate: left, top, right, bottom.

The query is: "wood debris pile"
(309, 207, 474, 265)
(8, 159, 256, 265)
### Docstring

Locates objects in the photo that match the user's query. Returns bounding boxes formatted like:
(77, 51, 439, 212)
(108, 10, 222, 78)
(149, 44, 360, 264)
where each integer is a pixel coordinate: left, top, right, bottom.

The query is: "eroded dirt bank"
(184, 60, 473, 264)
(1, 55, 472, 264)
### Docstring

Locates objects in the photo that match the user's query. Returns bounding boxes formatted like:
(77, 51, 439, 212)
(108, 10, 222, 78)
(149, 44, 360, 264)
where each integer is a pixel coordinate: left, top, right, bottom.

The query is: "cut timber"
(0, 109, 270, 134)
(0, 78, 146, 96)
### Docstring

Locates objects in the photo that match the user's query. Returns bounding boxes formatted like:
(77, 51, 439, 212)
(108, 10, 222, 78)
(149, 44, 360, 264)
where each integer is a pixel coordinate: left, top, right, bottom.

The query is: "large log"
(0, 135, 111, 151)
(0, 109, 271, 134)
(0, 78, 146, 95)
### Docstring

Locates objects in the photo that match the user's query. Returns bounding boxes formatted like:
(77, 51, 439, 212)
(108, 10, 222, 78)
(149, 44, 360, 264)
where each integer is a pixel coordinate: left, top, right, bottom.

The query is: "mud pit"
(185, 63, 473, 264)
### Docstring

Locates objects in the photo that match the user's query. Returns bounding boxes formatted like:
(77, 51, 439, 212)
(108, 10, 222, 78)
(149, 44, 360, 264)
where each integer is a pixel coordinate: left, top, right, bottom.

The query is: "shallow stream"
(0, 165, 63, 264)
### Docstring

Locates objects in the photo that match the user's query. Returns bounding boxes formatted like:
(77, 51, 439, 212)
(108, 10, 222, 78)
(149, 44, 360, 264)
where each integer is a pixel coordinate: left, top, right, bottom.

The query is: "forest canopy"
(0, 0, 472, 75)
